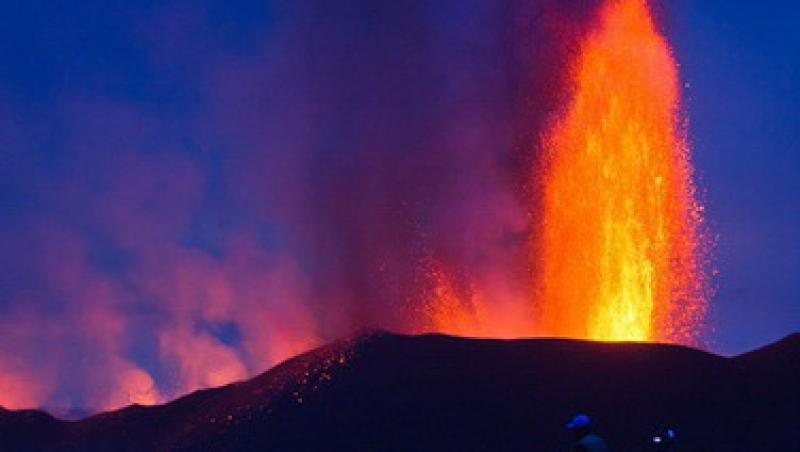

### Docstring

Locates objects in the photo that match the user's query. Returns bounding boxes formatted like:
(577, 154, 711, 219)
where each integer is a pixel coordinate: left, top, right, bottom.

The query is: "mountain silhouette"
(1, 331, 798, 451)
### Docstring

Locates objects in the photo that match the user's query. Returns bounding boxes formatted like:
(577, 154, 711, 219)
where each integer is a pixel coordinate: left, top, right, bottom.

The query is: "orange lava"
(422, 261, 485, 336)
(537, 0, 707, 343)
(421, 259, 536, 339)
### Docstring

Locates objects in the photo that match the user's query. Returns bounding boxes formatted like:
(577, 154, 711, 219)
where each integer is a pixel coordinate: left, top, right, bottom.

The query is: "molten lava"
(537, 0, 707, 343)
(421, 259, 537, 339)
(422, 261, 484, 336)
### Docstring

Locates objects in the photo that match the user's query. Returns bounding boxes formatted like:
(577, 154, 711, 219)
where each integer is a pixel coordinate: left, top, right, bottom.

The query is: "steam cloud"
(0, 0, 601, 413)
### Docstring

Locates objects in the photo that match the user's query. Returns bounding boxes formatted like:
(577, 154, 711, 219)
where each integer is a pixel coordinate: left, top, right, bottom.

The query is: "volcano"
(1, 332, 797, 451)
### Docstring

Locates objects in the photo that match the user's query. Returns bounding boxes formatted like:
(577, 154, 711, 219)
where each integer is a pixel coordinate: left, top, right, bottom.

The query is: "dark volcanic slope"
(1, 332, 798, 451)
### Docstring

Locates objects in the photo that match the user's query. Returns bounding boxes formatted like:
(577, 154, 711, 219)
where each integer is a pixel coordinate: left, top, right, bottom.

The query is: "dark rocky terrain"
(1, 331, 798, 451)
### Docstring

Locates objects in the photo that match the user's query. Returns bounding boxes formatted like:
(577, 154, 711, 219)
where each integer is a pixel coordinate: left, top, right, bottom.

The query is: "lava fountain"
(536, 0, 707, 343)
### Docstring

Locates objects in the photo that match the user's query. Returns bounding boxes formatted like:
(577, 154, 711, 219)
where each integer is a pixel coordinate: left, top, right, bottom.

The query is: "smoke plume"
(0, 0, 605, 413)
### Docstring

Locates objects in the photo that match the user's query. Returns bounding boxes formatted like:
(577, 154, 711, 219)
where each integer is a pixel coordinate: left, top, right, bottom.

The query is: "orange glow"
(100, 368, 161, 410)
(537, 0, 706, 342)
(422, 261, 484, 336)
(422, 259, 537, 339)
(0, 375, 45, 410)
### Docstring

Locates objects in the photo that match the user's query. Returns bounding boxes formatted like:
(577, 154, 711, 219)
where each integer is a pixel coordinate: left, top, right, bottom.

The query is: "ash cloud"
(0, 0, 599, 413)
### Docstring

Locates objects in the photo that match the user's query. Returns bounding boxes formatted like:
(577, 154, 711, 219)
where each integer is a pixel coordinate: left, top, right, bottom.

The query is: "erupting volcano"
(420, 0, 708, 345)
(536, 0, 707, 343)
(6, 0, 800, 448)
(0, 0, 717, 416)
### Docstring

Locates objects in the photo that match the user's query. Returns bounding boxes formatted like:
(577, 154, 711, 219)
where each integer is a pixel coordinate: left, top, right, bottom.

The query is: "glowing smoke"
(0, 0, 706, 413)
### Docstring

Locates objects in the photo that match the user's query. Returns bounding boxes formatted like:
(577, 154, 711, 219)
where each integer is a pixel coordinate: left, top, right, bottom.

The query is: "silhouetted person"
(566, 414, 609, 452)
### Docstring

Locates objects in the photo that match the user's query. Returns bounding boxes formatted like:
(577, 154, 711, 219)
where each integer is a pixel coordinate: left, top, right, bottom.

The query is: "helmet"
(566, 414, 591, 430)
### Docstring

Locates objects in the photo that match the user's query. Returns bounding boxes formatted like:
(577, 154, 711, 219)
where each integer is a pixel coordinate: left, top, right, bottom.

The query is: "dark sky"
(666, 0, 800, 354)
(0, 0, 797, 411)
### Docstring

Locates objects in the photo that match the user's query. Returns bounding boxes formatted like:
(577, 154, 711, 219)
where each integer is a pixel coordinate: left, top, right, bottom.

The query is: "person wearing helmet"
(565, 414, 609, 452)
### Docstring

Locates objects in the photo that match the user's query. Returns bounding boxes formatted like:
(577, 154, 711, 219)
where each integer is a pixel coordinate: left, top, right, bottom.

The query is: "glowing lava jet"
(537, 0, 707, 343)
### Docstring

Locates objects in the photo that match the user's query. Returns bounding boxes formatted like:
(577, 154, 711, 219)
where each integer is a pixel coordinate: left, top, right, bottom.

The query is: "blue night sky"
(0, 0, 797, 410)
(667, 1, 800, 353)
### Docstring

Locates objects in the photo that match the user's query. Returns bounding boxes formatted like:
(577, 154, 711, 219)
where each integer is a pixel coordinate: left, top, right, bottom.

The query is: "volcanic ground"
(1, 331, 797, 451)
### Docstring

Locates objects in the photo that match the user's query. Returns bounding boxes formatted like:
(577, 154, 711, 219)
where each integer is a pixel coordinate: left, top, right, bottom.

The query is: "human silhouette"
(565, 414, 609, 452)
